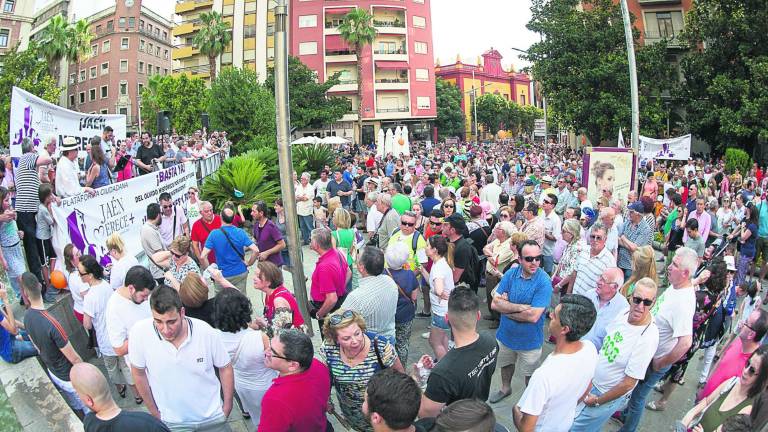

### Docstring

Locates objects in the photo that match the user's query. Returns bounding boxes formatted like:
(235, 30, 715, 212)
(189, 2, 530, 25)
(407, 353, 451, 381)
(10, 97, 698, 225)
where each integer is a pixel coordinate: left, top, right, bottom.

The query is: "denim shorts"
(431, 313, 450, 330)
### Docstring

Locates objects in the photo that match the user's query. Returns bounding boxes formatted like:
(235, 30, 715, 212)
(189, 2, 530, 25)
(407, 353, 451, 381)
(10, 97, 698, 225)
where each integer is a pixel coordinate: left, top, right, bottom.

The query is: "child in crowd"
(313, 196, 328, 230)
(36, 184, 57, 293)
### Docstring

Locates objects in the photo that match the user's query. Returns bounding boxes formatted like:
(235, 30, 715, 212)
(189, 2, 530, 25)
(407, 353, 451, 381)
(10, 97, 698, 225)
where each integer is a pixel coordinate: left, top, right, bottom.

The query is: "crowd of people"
(3, 134, 768, 432)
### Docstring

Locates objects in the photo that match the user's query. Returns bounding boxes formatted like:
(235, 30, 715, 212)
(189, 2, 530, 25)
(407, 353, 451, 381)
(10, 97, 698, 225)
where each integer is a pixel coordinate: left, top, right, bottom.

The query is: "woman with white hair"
(482, 221, 516, 327)
(384, 242, 420, 365)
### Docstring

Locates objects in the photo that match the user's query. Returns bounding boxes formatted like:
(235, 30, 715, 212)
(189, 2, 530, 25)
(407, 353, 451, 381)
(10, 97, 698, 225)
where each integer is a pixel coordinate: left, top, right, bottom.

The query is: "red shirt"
(310, 248, 348, 302)
(265, 286, 305, 327)
(191, 215, 222, 264)
(698, 337, 753, 401)
(258, 359, 331, 432)
(365, 156, 375, 168)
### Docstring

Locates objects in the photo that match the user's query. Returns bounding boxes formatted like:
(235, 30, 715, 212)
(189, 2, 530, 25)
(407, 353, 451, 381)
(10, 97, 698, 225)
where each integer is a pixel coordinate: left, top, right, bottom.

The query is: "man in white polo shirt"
(130, 285, 234, 431)
(570, 222, 616, 297)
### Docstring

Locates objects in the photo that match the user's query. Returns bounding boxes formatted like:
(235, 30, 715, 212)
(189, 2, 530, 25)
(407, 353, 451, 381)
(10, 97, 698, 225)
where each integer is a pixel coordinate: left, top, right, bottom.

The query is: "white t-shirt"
(593, 315, 659, 393)
(652, 285, 695, 359)
(517, 341, 599, 432)
(186, 201, 201, 226)
(67, 270, 88, 314)
(129, 317, 231, 424)
(219, 328, 277, 390)
(313, 179, 330, 204)
(109, 254, 140, 290)
(429, 257, 455, 316)
(106, 290, 151, 350)
(82, 281, 117, 357)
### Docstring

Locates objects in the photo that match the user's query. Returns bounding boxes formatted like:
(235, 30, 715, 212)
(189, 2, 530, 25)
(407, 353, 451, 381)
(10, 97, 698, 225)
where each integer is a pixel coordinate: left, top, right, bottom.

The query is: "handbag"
(369, 208, 391, 247)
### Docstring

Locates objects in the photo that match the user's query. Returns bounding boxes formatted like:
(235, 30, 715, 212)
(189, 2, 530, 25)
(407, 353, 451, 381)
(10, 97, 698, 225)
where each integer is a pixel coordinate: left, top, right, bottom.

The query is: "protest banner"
(51, 162, 198, 268)
(9, 86, 127, 164)
(638, 134, 692, 161)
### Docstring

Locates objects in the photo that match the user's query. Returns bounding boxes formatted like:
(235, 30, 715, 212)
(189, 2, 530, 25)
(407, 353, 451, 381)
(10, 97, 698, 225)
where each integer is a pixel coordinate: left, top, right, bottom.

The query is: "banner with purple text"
(9, 86, 127, 164)
(50, 163, 198, 268)
(638, 134, 691, 161)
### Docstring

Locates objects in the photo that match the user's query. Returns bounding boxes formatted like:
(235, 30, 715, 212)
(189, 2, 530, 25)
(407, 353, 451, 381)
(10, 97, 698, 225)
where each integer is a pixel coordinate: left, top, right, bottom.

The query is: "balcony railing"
(174, 64, 211, 75)
(326, 49, 357, 56)
(374, 48, 407, 55)
(375, 78, 408, 83)
(325, 22, 341, 29)
(337, 79, 357, 85)
(373, 20, 405, 28)
(377, 107, 409, 113)
(643, 30, 687, 48)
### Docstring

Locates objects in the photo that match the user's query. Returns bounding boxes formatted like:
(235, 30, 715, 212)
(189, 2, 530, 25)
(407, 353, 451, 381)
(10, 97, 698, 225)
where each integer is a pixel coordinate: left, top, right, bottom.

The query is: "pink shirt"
(684, 210, 712, 243)
(310, 248, 348, 302)
(698, 337, 752, 401)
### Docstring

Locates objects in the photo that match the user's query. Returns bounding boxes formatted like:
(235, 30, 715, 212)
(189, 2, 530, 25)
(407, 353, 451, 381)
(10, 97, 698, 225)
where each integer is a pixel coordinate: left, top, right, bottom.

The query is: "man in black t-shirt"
(443, 214, 480, 292)
(134, 132, 166, 175)
(72, 362, 170, 432)
(22, 272, 89, 414)
(417, 287, 498, 418)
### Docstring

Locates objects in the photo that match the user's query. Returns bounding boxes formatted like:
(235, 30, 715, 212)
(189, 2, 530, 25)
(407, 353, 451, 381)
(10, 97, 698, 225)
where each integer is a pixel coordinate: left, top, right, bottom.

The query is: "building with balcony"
(65, 0, 172, 131)
(290, 0, 436, 144)
(435, 48, 532, 141)
(0, 0, 34, 66)
(172, 0, 275, 83)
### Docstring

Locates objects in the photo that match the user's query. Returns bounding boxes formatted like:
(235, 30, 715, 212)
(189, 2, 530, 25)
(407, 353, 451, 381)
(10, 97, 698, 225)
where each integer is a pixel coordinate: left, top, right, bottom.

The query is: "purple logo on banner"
(13, 105, 41, 148)
(66, 209, 112, 267)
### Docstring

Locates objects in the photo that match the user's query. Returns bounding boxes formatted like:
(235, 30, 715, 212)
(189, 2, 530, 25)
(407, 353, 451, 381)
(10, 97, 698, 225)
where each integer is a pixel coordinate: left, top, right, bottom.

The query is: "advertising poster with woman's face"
(585, 149, 635, 205)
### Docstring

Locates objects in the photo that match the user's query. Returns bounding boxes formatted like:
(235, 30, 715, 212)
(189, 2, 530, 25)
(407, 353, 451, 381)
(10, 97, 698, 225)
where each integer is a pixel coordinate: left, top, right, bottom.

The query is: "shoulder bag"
(385, 268, 415, 305)
(218, 227, 245, 261)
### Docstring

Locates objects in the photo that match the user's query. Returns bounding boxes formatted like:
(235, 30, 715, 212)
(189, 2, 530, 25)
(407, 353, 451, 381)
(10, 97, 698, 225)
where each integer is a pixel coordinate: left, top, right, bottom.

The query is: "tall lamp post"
(619, 0, 640, 151)
(274, 0, 312, 334)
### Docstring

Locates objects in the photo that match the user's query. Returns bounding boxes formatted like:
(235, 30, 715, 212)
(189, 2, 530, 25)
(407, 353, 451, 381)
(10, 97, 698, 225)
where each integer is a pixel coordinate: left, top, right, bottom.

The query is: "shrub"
(201, 153, 281, 212)
(724, 148, 752, 175)
(291, 143, 337, 177)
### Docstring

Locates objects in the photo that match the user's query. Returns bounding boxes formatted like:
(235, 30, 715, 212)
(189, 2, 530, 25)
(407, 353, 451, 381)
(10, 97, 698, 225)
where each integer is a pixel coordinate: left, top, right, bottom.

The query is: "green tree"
(66, 19, 93, 111)
(140, 74, 209, 135)
(526, 0, 674, 145)
(208, 67, 275, 155)
(339, 8, 376, 145)
(678, 0, 768, 156)
(193, 11, 232, 82)
(38, 14, 70, 79)
(435, 78, 465, 140)
(475, 93, 510, 136)
(264, 56, 350, 130)
(0, 42, 62, 148)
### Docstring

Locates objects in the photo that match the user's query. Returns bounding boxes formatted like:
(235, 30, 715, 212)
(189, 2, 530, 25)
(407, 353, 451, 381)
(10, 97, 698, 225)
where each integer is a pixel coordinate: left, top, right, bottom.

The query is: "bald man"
(581, 267, 629, 350)
(71, 363, 169, 432)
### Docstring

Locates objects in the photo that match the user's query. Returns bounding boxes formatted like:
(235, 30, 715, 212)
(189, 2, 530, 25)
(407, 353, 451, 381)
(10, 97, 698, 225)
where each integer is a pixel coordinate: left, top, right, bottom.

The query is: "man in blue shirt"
(326, 170, 354, 210)
(201, 208, 258, 292)
(488, 240, 552, 403)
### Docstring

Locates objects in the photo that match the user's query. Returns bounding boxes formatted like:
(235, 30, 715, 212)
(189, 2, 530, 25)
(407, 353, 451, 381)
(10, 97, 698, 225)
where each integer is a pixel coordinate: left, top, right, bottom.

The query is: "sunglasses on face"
(522, 255, 543, 263)
(443, 204, 454, 208)
(500, 213, 510, 218)
(631, 296, 654, 307)
(329, 310, 355, 326)
(268, 346, 293, 362)
(429, 220, 441, 225)
(171, 251, 184, 258)
(401, 221, 415, 227)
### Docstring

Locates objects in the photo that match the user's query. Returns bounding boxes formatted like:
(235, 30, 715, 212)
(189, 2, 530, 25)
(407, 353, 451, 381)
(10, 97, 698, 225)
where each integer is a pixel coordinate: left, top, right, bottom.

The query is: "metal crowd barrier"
(127, 150, 228, 181)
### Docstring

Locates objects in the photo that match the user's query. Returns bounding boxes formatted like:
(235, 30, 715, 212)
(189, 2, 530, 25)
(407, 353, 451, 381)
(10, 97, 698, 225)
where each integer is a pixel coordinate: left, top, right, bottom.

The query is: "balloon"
(398, 137, 404, 145)
(50, 270, 68, 289)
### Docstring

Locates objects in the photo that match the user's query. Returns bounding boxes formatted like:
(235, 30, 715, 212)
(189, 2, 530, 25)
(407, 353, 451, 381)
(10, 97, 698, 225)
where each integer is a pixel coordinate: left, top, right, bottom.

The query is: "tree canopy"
(435, 78, 465, 140)
(140, 74, 209, 135)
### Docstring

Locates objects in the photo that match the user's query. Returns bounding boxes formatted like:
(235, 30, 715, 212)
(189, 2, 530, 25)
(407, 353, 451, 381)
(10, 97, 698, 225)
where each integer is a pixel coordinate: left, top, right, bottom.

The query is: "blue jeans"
(280, 249, 291, 267)
(570, 387, 631, 431)
(618, 365, 671, 432)
(298, 215, 314, 245)
(542, 255, 554, 274)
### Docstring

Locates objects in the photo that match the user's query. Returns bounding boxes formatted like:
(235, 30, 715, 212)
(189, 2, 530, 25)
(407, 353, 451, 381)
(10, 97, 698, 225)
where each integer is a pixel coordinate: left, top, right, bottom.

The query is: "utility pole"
(472, 69, 478, 143)
(274, 0, 312, 335)
(619, 0, 640, 151)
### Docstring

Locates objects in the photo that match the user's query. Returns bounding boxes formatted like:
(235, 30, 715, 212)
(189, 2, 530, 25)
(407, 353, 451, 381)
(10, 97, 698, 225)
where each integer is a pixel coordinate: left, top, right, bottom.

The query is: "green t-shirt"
(391, 193, 412, 215)
(663, 208, 678, 236)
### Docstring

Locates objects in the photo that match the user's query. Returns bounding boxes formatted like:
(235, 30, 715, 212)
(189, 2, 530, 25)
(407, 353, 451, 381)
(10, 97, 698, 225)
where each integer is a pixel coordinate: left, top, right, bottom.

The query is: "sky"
(34, 0, 538, 70)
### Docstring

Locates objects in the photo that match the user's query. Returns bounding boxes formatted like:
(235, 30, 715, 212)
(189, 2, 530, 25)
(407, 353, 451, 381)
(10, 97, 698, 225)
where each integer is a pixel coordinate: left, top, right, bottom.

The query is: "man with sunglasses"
(260, 329, 331, 431)
(572, 278, 659, 431)
(442, 214, 479, 293)
(488, 240, 551, 404)
(158, 192, 190, 249)
(570, 222, 616, 297)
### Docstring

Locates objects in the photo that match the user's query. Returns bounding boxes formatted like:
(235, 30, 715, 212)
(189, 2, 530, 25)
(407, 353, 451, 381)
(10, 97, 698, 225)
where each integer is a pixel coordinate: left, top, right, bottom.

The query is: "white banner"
(638, 134, 692, 161)
(9, 86, 127, 164)
(51, 163, 198, 268)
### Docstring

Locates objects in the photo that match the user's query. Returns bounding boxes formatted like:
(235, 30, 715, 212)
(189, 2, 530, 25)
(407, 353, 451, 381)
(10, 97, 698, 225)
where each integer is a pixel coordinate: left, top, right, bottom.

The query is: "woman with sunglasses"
(321, 310, 403, 431)
(716, 195, 735, 236)
(680, 346, 768, 432)
(152, 236, 200, 290)
(441, 199, 457, 218)
(421, 235, 454, 360)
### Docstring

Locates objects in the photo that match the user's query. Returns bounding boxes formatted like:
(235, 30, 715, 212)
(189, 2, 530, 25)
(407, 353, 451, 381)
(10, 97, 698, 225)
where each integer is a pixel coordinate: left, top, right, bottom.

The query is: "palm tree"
(66, 19, 93, 111)
(339, 9, 377, 145)
(193, 11, 232, 82)
(38, 14, 70, 80)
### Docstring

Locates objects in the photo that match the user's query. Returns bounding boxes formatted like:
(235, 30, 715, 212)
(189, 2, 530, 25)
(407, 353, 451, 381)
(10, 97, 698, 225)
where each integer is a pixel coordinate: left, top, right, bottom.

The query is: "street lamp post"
(472, 69, 478, 142)
(274, 0, 312, 334)
(619, 0, 640, 151)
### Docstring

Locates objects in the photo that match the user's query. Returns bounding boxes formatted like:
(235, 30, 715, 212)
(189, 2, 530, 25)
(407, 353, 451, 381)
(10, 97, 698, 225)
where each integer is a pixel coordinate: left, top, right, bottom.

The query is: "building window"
(89, 66, 96, 79)
(120, 59, 128, 72)
(138, 83, 143, 94)
(106, 20, 113, 31)
(89, 88, 96, 101)
(118, 17, 126, 28)
(0, 29, 8, 47)
(163, 49, 169, 59)
(119, 107, 128, 116)
(101, 62, 109, 75)
(414, 41, 427, 54)
(139, 19, 144, 30)
(101, 85, 108, 99)
(79, 92, 85, 104)
(102, 40, 110, 52)
(414, 0, 424, 3)
(520, 94, 526, 105)
(162, 31, 167, 40)
(91, 44, 98, 56)
(79, 70, 86, 82)
(163, 68, 168, 75)
(100, 109, 108, 114)
(415, 68, 428, 81)
(120, 82, 127, 95)
(69, 94, 75, 106)
(120, 37, 129, 50)
(155, 46, 160, 56)
(267, 47, 274, 60)
(128, 17, 135, 28)
(298, 41, 317, 56)
(95, 24, 101, 33)
(147, 63, 152, 74)
(417, 96, 430, 109)
(656, 12, 675, 38)
(139, 39, 145, 51)
(3, 0, 14, 13)
(138, 61, 144, 73)
(413, 16, 426, 28)
(298, 15, 317, 28)
(148, 42, 153, 53)
(147, 23, 152, 32)
(68, 73, 75, 85)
